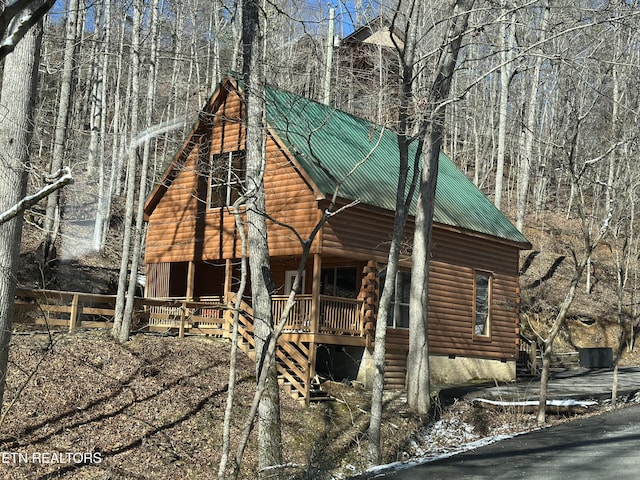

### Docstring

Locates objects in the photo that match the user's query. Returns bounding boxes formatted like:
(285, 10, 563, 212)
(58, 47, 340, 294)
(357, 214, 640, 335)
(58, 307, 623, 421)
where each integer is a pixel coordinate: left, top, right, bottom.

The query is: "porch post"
(186, 261, 195, 301)
(223, 259, 232, 299)
(311, 253, 321, 334)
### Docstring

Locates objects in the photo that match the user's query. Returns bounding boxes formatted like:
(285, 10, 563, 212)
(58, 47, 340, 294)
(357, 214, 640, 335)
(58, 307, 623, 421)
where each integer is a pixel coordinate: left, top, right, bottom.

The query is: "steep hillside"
(517, 210, 638, 363)
(0, 332, 427, 479)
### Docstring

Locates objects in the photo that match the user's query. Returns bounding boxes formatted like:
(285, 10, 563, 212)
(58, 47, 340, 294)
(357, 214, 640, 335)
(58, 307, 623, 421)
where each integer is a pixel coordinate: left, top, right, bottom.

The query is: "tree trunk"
(494, 6, 514, 210)
(119, 0, 160, 342)
(367, 9, 419, 464)
(537, 127, 613, 424)
(0, 13, 42, 412)
(242, 0, 283, 476)
(407, 0, 473, 415)
(42, 0, 80, 262)
(516, 0, 550, 232)
(92, 0, 112, 252)
(112, 0, 143, 341)
(218, 205, 249, 479)
(86, 0, 104, 177)
(536, 258, 586, 424)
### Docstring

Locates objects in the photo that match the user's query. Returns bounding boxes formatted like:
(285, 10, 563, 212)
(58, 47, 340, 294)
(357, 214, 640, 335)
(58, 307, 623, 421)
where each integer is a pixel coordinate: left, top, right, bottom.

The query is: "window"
(474, 271, 492, 337)
(381, 270, 411, 329)
(208, 151, 246, 208)
(320, 267, 357, 298)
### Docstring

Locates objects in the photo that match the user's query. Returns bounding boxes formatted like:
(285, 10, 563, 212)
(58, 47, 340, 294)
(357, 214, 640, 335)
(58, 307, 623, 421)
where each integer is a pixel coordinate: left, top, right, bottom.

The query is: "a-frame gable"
(145, 78, 325, 263)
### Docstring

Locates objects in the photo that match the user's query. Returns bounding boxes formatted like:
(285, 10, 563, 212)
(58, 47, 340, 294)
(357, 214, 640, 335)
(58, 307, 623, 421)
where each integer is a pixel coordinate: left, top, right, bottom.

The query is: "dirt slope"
(1, 331, 427, 479)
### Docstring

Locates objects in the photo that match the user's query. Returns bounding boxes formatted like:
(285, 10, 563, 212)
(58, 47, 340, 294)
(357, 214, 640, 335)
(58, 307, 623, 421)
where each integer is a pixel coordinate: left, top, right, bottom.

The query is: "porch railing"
(319, 295, 364, 335)
(272, 295, 313, 332)
(271, 294, 364, 335)
(15, 289, 365, 337)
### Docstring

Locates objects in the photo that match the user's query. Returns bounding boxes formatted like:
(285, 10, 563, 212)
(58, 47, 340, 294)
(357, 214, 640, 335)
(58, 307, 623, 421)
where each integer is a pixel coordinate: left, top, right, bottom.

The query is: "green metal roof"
(263, 85, 530, 247)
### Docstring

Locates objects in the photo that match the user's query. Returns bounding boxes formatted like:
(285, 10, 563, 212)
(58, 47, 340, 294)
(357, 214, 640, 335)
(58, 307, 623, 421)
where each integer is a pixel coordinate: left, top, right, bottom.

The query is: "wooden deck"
(14, 288, 369, 405)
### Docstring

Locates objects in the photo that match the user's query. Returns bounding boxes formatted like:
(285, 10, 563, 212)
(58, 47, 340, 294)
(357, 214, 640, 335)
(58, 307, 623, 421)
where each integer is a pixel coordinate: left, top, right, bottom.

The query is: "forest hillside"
(1, 1, 639, 479)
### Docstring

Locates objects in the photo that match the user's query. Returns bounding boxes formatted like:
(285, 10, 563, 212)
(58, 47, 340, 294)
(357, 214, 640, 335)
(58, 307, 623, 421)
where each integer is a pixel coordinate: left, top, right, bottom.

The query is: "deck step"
(309, 386, 333, 403)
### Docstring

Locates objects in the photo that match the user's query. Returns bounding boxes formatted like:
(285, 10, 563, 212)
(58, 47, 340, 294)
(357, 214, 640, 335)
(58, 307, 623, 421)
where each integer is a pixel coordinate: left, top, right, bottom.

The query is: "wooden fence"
(15, 288, 120, 331)
(14, 288, 366, 404)
(14, 289, 225, 337)
(14, 288, 366, 338)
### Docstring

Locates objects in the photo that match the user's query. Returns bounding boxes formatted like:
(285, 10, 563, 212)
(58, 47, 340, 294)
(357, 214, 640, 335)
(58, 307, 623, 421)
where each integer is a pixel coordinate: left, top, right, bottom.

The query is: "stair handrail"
(519, 332, 539, 375)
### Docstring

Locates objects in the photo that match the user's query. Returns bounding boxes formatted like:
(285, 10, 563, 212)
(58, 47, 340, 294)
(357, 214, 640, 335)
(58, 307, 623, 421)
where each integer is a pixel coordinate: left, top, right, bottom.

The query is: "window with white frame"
(381, 269, 410, 329)
(474, 271, 492, 337)
(208, 151, 246, 208)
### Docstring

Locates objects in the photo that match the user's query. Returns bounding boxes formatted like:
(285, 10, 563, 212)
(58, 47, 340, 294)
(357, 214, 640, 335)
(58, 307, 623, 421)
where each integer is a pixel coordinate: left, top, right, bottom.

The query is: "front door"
(285, 270, 305, 294)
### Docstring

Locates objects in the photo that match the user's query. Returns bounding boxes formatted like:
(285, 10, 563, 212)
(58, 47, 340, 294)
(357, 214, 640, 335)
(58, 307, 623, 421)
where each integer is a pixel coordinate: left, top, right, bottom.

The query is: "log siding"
(146, 90, 321, 264)
(144, 78, 528, 386)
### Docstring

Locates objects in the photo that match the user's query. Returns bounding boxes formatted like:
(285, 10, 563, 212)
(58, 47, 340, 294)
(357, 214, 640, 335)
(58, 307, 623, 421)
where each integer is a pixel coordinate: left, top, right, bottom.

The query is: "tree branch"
(0, 167, 73, 225)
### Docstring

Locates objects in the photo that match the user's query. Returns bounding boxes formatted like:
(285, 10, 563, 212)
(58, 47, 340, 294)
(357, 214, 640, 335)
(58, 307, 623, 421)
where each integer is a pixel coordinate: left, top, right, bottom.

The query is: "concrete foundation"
(356, 350, 516, 388)
(356, 348, 375, 387)
(429, 355, 516, 385)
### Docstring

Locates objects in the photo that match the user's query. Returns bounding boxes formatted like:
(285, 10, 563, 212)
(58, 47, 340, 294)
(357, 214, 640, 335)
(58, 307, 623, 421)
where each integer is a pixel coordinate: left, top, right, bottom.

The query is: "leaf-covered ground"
(0, 330, 426, 479)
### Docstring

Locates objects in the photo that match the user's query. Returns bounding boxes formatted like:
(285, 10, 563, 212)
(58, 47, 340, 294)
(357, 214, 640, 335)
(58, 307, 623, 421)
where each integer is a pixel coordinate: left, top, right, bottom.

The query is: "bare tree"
(241, 0, 284, 476)
(0, 6, 43, 412)
(42, 0, 80, 262)
(367, 4, 419, 466)
(515, 0, 550, 232)
(218, 200, 249, 480)
(117, 0, 162, 342)
(536, 116, 614, 425)
(112, 0, 143, 342)
(91, 0, 112, 252)
(493, 2, 515, 210)
(407, 0, 474, 415)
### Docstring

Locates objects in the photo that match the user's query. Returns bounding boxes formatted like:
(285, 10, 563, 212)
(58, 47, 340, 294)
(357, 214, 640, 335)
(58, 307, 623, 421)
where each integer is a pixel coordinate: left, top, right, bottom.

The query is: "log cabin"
(143, 76, 531, 404)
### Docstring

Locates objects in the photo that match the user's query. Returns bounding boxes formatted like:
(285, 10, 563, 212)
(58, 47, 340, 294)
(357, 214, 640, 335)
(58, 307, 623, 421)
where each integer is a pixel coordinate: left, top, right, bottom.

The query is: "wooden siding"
(428, 261, 519, 360)
(145, 82, 523, 365)
(379, 258, 520, 362)
(321, 201, 519, 272)
(319, 196, 520, 360)
(146, 89, 321, 264)
(428, 228, 520, 360)
(321, 202, 401, 263)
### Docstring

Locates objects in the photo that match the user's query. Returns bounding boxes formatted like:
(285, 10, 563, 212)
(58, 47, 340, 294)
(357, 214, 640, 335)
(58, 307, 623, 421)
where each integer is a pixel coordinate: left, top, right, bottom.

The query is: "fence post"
(179, 302, 186, 338)
(69, 294, 79, 332)
(530, 340, 538, 375)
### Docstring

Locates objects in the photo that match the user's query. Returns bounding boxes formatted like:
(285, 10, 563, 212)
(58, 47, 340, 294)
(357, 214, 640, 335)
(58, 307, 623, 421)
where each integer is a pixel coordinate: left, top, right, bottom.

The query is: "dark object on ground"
(578, 347, 613, 369)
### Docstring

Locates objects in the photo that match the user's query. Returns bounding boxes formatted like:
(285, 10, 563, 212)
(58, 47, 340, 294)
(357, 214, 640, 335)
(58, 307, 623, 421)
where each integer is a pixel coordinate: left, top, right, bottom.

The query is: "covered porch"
(144, 254, 379, 342)
(145, 292, 369, 340)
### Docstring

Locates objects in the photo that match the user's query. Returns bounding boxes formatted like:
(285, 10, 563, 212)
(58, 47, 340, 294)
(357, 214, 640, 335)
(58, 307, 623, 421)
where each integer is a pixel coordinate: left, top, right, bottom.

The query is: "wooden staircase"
(517, 333, 540, 377)
(226, 294, 331, 405)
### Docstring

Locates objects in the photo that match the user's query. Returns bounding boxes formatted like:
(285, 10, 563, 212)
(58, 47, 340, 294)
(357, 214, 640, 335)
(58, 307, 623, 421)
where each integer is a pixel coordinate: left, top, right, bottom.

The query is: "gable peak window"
(208, 151, 246, 208)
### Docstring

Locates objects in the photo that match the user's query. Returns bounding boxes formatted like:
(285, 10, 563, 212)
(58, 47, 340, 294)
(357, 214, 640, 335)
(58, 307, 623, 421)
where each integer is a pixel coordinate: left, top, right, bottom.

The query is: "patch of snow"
(355, 430, 528, 479)
(470, 398, 598, 408)
(342, 396, 601, 479)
